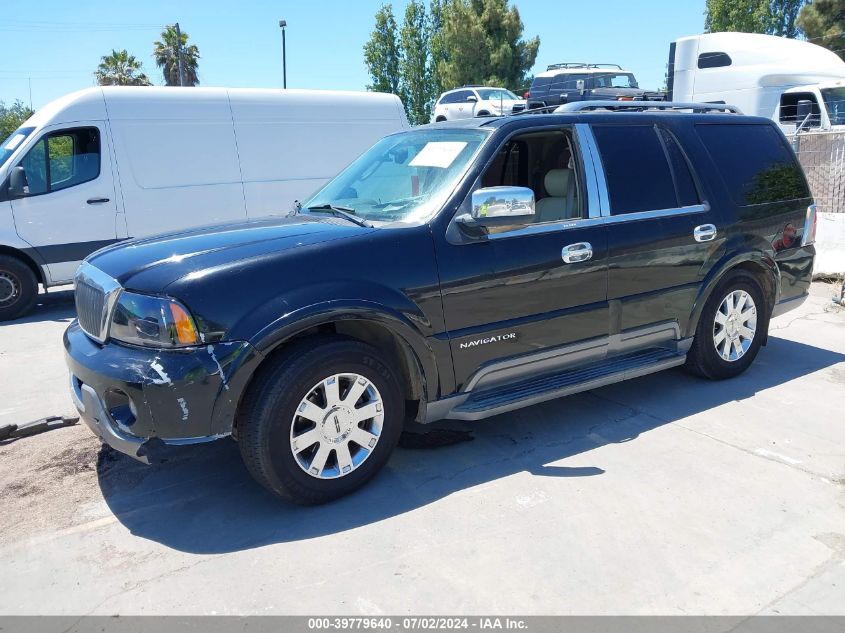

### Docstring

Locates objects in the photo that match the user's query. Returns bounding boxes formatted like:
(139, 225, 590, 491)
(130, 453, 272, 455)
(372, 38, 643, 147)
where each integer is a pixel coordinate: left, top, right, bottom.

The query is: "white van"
(0, 86, 409, 319)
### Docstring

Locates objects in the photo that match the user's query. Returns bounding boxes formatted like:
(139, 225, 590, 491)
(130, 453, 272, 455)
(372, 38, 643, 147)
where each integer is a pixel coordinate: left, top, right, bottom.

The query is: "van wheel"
(685, 272, 767, 380)
(0, 256, 38, 321)
(435, 116, 447, 122)
(238, 336, 404, 505)
(476, 111, 490, 117)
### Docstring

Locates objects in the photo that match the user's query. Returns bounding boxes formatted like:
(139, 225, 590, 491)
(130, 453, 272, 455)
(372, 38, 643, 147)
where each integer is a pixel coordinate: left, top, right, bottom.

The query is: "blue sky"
(0, 0, 705, 110)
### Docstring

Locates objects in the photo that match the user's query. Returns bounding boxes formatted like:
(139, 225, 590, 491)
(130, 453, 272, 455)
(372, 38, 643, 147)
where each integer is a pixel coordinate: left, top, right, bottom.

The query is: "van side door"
(7, 122, 121, 284)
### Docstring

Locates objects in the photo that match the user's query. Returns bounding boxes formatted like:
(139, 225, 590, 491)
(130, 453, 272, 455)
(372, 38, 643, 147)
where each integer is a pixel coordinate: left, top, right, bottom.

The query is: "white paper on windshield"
(409, 141, 467, 168)
(3, 133, 25, 151)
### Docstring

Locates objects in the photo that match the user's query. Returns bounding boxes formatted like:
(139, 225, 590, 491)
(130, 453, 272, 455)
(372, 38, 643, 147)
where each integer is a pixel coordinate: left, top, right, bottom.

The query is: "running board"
(446, 348, 686, 421)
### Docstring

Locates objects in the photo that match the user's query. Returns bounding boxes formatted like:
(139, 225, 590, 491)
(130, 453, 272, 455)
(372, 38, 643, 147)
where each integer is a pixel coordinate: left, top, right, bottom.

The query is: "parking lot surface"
(1, 283, 844, 615)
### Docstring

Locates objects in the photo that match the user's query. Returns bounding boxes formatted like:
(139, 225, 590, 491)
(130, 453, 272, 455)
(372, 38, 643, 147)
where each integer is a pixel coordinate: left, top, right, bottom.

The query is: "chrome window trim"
(574, 123, 610, 217)
(485, 203, 709, 240)
(75, 262, 122, 343)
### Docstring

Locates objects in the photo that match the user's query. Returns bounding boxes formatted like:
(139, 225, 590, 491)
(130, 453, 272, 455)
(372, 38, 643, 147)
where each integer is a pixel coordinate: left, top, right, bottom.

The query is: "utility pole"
(28, 77, 33, 111)
(279, 20, 287, 89)
(175, 22, 185, 87)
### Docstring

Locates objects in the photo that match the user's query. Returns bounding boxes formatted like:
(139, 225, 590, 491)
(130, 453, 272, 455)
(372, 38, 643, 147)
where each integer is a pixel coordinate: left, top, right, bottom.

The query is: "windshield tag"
(409, 141, 468, 169)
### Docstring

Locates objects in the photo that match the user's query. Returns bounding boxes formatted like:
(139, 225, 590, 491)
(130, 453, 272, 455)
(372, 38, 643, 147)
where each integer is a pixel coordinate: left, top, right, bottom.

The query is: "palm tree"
(153, 25, 200, 86)
(95, 49, 152, 86)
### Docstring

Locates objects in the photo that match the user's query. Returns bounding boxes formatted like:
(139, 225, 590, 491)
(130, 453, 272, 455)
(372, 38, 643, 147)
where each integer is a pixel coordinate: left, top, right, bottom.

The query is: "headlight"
(110, 291, 200, 348)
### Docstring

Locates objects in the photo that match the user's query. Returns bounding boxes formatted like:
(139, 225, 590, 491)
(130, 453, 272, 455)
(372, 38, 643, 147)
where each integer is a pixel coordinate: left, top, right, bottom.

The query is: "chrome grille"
(74, 263, 122, 342)
(75, 280, 106, 339)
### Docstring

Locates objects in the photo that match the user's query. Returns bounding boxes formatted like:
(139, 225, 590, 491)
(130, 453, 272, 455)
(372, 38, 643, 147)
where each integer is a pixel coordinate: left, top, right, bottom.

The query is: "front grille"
(511, 104, 526, 113)
(76, 280, 106, 339)
(74, 263, 122, 342)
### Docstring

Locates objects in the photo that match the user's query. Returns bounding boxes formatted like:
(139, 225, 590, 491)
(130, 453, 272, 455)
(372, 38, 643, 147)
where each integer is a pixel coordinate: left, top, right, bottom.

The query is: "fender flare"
(250, 299, 440, 403)
(685, 250, 780, 338)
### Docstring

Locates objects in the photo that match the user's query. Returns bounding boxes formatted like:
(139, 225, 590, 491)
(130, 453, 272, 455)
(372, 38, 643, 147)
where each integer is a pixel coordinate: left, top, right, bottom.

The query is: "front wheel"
(685, 273, 767, 380)
(238, 337, 404, 504)
(0, 255, 38, 321)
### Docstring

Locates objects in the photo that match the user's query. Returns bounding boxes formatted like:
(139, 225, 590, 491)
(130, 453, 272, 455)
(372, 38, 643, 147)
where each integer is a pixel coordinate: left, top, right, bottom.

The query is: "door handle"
(86, 197, 110, 205)
(694, 224, 717, 242)
(562, 242, 593, 263)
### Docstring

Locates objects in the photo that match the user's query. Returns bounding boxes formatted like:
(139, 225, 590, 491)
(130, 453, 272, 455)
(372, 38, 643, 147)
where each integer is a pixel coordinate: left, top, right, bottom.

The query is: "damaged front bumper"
(64, 320, 259, 463)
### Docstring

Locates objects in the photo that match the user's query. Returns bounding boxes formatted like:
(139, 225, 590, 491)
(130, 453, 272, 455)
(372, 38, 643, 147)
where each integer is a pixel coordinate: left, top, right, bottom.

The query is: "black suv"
(527, 63, 665, 109)
(65, 103, 816, 504)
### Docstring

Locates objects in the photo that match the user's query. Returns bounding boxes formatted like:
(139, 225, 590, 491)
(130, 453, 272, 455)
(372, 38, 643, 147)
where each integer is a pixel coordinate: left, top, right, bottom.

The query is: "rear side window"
(697, 124, 810, 205)
(593, 125, 678, 214)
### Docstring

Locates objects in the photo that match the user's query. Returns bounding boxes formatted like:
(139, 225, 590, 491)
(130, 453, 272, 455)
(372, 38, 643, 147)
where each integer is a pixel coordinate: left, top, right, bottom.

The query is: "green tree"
(95, 49, 152, 86)
(705, 0, 807, 35)
(798, 0, 845, 59)
(437, 0, 539, 93)
(400, 0, 434, 125)
(429, 0, 447, 96)
(705, 0, 772, 33)
(769, 0, 805, 36)
(153, 25, 200, 86)
(0, 101, 34, 140)
(363, 5, 403, 96)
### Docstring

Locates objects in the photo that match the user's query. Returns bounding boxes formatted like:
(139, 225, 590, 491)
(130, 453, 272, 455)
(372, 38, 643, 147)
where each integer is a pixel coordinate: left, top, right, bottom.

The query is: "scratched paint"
(149, 359, 172, 385)
(176, 397, 189, 421)
(207, 345, 230, 390)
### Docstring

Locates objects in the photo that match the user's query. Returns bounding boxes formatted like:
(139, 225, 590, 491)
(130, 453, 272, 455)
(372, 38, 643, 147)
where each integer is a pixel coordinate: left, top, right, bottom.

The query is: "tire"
(0, 255, 38, 321)
(685, 272, 768, 380)
(435, 116, 447, 122)
(238, 336, 405, 505)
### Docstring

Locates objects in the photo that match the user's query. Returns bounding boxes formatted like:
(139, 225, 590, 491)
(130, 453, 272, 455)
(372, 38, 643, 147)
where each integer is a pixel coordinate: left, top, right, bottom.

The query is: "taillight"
(801, 204, 817, 246)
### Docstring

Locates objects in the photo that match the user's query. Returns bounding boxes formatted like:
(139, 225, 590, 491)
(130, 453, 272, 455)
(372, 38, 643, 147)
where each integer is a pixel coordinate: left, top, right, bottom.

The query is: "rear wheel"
(0, 255, 38, 321)
(238, 336, 404, 504)
(435, 116, 447, 122)
(685, 272, 767, 380)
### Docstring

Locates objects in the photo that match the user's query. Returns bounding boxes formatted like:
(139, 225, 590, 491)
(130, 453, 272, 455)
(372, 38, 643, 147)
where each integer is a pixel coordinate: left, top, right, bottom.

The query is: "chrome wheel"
(0, 271, 19, 306)
(713, 289, 757, 362)
(290, 373, 384, 479)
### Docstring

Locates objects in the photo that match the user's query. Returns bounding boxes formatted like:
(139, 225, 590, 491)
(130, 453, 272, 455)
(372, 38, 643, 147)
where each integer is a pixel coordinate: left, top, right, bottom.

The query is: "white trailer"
(0, 87, 409, 319)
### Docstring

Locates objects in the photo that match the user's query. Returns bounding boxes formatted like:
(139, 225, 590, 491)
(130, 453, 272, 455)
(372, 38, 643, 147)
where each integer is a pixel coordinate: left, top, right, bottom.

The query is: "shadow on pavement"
(98, 336, 844, 554)
(5, 288, 76, 325)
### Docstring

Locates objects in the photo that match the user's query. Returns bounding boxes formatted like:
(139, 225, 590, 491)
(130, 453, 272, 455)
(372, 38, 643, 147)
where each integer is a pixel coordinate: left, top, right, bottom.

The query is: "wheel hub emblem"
(320, 406, 355, 443)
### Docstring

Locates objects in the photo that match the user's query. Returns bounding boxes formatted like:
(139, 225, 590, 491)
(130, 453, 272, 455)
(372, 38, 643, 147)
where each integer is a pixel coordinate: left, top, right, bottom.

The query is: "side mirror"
(466, 95, 478, 103)
(457, 186, 535, 234)
(8, 166, 28, 198)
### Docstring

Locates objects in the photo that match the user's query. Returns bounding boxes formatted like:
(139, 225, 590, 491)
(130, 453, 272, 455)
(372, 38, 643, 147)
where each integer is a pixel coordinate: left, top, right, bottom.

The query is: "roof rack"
(546, 63, 623, 71)
(555, 101, 743, 114)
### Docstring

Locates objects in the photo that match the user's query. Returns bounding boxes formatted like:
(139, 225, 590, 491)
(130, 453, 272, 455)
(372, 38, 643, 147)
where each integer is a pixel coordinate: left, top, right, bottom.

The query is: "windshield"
(0, 126, 34, 171)
(822, 88, 845, 126)
(593, 73, 639, 89)
(476, 89, 519, 101)
(303, 128, 489, 224)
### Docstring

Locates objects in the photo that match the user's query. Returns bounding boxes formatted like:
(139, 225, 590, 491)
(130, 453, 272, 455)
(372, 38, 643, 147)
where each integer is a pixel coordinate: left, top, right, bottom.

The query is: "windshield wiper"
(306, 204, 373, 228)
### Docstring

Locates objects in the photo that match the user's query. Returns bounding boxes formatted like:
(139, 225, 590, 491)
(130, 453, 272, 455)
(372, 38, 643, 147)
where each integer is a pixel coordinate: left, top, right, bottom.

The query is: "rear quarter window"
(696, 123, 810, 206)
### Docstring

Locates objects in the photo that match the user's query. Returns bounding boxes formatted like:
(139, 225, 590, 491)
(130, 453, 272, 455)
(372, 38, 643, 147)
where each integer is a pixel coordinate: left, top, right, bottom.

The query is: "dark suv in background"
(65, 102, 816, 505)
(527, 63, 666, 109)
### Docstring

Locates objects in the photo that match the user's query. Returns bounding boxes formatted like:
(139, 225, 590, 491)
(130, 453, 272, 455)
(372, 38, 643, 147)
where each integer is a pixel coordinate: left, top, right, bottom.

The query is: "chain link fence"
(787, 130, 845, 214)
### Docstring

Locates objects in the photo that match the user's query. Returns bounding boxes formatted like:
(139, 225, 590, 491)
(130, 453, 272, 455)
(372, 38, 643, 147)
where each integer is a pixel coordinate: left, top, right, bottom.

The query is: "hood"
(87, 215, 373, 291)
